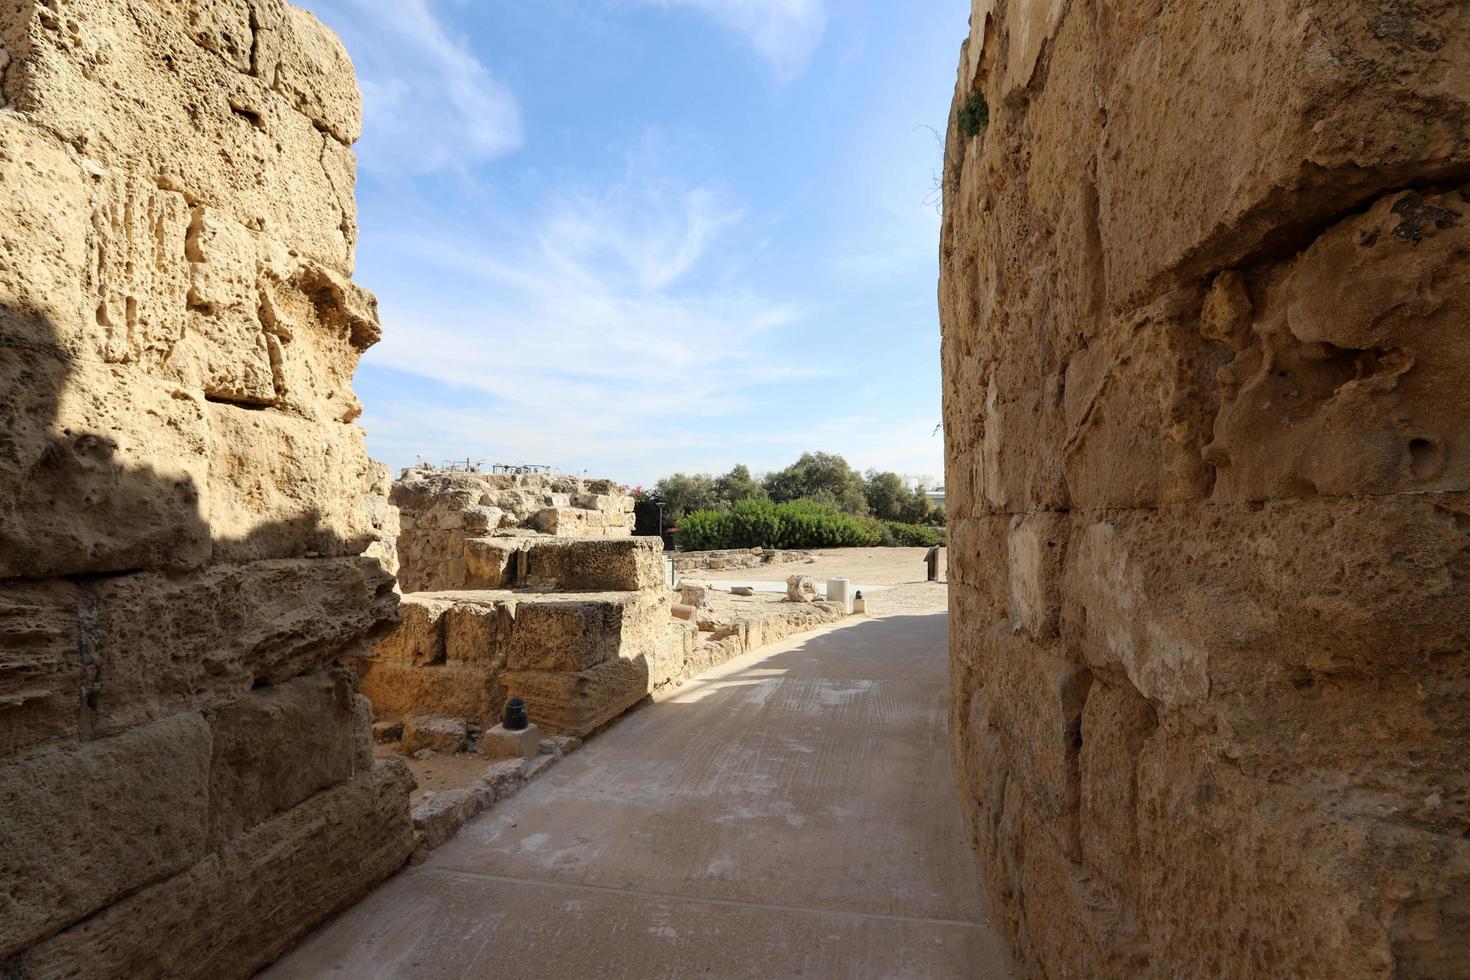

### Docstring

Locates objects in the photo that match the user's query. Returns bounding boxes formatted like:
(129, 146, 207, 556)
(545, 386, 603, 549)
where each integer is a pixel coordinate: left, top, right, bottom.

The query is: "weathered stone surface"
(505, 595, 652, 673)
(371, 594, 453, 667)
(207, 671, 359, 845)
(941, 1, 1470, 974)
(87, 557, 397, 734)
(785, 575, 819, 603)
(268, 5, 361, 144)
(5, 0, 356, 270)
(2, 0, 399, 971)
(442, 600, 511, 668)
(205, 401, 377, 561)
(402, 713, 468, 756)
(0, 713, 211, 959)
(392, 470, 638, 592)
(358, 661, 500, 723)
(0, 580, 82, 760)
(0, 351, 211, 580)
(9, 762, 415, 980)
(504, 657, 650, 737)
(518, 536, 665, 592)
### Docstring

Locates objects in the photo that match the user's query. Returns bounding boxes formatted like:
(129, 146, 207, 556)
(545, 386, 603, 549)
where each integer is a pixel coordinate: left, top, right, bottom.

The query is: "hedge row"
(675, 500, 943, 551)
(676, 500, 880, 550)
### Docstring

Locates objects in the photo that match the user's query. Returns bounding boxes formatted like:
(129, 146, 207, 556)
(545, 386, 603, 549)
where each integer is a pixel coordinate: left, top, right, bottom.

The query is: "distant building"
(926, 486, 946, 509)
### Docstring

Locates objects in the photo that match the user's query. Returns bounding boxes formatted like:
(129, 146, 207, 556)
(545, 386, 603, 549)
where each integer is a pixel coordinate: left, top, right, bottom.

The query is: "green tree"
(763, 452, 868, 515)
(713, 464, 767, 505)
(898, 484, 936, 525)
(655, 473, 720, 524)
(863, 470, 909, 521)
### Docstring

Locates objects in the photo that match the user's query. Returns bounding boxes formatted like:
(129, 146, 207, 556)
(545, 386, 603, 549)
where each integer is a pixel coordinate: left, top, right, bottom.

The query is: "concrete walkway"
(267, 613, 1012, 979)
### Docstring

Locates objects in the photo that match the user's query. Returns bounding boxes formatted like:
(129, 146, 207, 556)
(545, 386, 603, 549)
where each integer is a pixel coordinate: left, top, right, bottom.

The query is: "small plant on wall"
(958, 91, 989, 138)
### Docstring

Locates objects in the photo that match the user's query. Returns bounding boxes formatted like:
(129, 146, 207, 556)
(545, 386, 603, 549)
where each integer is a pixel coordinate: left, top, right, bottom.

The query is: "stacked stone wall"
(0, 2, 412, 976)
(392, 470, 637, 593)
(941, 1, 1470, 976)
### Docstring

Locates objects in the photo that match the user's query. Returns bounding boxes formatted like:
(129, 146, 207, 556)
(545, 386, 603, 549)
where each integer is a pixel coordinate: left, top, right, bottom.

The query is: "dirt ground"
(695, 546, 950, 616)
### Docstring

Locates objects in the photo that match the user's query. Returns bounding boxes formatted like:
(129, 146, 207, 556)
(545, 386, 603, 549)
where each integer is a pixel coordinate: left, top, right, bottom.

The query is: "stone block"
(504, 657, 651, 737)
(1097, 0, 1470, 310)
(0, 351, 211, 579)
(207, 670, 357, 845)
(5, 0, 355, 270)
(0, 712, 211, 959)
(0, 113, 90, 345)
(370, 594, 452, 667)
(517, 536, 665, 591)
(481, 722, 540, 761)
(1062, 494, 1470, 704)
(266, 5, 362, 143)
(87, 557, 397, 733)
(463, 536, 519, 589)
(983, 640, 1091, 829)
(1006, 513, 1066, 639)
(1208, 187, 1470, 502)
(402, 713, 468, 756)
(1078, 680, 1156, 896)
(0, 581, 82, 761)
(11, 761, 415, 980)
(443, 600, 510, 669)
(1061, 303, 1216, 510)
(505, 598, 623, 673)
(205, 402, 376, 562)
(358, 661, 500, 723)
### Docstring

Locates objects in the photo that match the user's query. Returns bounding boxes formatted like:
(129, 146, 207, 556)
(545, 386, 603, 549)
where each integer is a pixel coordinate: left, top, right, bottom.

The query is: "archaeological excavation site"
(1, 0, 1467, 977)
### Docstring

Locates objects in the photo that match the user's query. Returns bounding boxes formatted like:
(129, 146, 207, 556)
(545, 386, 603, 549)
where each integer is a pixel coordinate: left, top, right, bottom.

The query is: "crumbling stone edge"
(408, 735, 582, 859)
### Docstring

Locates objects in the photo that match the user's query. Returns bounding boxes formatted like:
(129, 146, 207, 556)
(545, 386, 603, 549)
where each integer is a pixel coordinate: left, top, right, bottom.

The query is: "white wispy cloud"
(360, 160, 817, 476)
(304, 0, 522, 173)
(640, 0, 828, 82)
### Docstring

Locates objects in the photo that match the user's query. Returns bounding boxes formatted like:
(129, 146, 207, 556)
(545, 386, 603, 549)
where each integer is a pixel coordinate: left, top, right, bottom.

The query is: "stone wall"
(940, 1, 1469, 977)
(0, 1, 413, 976)
(393, 470, 637, 592)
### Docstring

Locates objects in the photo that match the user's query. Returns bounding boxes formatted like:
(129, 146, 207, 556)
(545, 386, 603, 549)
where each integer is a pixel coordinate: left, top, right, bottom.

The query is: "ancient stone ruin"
(0, 1, 413, 974)
(362, 470, 847, 752)
(392, 469, 639, 592)
(941, 1, 1470, 976)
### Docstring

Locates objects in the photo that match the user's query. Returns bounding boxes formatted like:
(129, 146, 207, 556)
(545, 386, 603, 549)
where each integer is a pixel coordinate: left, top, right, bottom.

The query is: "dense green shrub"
(878, 521, 943, 548)
(675, 509, 733, 551)
(674, 499, 883, 551)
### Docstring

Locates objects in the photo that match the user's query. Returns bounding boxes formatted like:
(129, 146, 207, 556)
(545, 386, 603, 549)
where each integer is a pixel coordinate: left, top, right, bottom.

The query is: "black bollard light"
(503, 697, 529, 731)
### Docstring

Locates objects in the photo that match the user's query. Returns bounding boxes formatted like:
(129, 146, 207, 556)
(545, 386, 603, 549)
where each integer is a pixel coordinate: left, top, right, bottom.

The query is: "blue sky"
(298, 0, 969, 488)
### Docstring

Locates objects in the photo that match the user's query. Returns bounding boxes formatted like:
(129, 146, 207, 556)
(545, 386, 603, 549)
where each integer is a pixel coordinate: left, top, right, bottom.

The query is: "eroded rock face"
(941, 2, 1470, 976)
(0, 2, 411, 975)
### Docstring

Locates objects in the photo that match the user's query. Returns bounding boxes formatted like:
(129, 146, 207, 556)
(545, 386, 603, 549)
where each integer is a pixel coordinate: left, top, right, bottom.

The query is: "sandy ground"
(695, 546, 950, 616)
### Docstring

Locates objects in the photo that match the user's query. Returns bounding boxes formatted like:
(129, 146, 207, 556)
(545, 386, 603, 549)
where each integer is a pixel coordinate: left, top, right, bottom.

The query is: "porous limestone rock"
(401, 713, 468, 756)
(941, 2, 1470, 976)
(391, 470, 637, 592)
(785, 575, 819, 603)
(0, 2, 410, 975)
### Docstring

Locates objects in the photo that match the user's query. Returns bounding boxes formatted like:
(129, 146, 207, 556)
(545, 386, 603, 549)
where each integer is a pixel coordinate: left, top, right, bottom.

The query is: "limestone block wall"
(393, 470, 637, 593)
(359, 537, 674, 736)
(940, 2, 1470, 977)
(0, 1, 412, 976)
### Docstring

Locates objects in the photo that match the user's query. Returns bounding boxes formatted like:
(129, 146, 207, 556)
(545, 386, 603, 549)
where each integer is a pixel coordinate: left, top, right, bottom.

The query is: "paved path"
(268, 613, 1013, 979)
